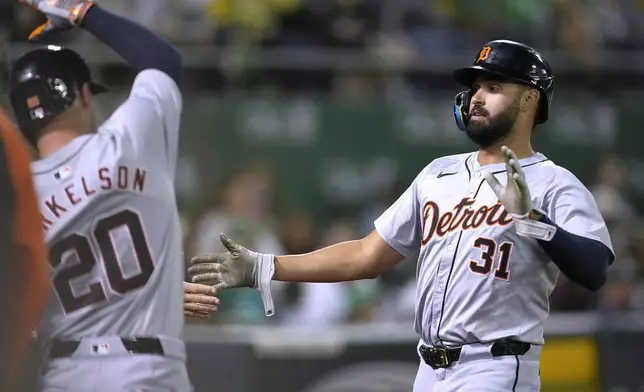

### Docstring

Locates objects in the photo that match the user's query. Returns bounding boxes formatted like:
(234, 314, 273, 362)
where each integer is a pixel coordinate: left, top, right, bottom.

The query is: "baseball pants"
(412, 340, 541, 392)
(38, 336, 192, 392)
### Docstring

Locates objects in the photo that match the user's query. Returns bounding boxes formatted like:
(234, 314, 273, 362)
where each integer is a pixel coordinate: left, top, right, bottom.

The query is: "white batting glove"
(19, 0, 95, 41)
(484, 145, 556, 241)
(187, 233, 276, 316)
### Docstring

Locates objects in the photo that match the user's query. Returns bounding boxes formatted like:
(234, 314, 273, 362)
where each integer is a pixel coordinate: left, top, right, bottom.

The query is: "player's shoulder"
(99, 69, 182, 134)
(131, 69, 181, 99)
(133, 69, 179, 87)
(536, 158, 589, 193)
(416, 152, 473, 179)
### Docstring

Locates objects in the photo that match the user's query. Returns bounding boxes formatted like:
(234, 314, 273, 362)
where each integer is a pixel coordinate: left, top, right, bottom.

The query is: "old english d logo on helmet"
(477, 46, 491, 63)
(451, 40, 556, 133)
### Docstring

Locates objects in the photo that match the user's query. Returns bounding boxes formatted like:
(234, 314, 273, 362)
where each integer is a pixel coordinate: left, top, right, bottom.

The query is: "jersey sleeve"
(102, 69, 182, 177)
(373, 173, 423, 258)
(541, 168, 614, 255)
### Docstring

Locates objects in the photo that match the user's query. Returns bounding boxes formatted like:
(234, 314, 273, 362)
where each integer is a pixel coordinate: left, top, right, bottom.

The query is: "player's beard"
(465, 99, 520, 148)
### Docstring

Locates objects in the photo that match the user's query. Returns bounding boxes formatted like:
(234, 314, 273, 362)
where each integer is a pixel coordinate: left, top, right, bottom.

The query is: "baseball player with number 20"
(11, 1, 219, 391)
(190, 40, 614, 391)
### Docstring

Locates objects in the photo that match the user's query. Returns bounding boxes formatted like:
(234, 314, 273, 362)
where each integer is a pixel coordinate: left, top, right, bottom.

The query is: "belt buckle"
(428, 346, 452, 369)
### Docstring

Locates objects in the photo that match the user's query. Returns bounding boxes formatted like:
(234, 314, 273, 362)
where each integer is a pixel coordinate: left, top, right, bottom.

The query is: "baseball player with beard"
(189, 40, 614, 391)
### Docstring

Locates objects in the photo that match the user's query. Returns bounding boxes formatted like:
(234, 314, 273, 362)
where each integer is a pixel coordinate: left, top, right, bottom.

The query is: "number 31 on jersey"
(469, 237, 513, 281)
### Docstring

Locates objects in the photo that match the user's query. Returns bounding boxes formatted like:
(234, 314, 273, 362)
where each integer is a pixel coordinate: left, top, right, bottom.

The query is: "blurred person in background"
(188, 164, 286, 324)
(275, 209, 316, 321)
(0, 109, 49, 391)
(591, 154, 644, 310)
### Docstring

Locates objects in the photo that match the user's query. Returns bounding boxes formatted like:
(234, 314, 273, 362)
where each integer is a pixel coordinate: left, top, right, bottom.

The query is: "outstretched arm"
(189, 170, 425, 316)
(273, 230, 402, 282)
(190, 230, 403, 286)
(187, 230, 404, 317)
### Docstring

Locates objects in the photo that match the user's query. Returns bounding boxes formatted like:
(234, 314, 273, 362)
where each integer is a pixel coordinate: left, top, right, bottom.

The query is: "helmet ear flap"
(453, 90, 471, 132)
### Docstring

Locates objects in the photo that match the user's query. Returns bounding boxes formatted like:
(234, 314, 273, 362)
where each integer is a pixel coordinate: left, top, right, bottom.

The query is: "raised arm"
(23, 0, 181, 85)
(81, 4, 182, 85)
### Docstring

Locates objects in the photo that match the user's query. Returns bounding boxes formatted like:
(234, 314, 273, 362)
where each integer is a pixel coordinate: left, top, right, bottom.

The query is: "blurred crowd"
(3, 0, 644, 94)
(102, 0, 644, 54)
(181, 154, 644, 327)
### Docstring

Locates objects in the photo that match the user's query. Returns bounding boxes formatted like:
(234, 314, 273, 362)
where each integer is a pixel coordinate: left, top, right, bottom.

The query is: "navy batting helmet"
(452, 40, 555, 132)
(9, 45, 107, 144)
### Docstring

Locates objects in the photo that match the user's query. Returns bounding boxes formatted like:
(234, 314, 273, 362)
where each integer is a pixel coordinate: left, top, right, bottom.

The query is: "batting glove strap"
(251, 252, 276, 317)
(511, 213, 557, 241)
(42, 0, 95, 23)
(67, 0, 95, 24)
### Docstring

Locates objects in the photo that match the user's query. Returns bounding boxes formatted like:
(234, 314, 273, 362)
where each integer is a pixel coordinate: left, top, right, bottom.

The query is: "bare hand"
(183, 282, 219, 319)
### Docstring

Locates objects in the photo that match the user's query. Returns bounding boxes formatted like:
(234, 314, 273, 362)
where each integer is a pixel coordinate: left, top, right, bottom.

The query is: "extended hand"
(183, 282, 219, 319)
(484, 146, 557, 241)
(19, 0, 96, 41)
(483, 145, 533, 217)
(188, 233, 260, 292)
(188, 233, 277, 316)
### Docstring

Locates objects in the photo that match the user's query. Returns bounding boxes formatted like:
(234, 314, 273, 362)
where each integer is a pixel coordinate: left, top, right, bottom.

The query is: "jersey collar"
(31, 134, 95, 175)
(469, 150, 549, 176)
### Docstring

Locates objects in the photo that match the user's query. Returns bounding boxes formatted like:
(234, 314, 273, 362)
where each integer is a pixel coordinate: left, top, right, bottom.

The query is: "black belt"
(419, 339, 531, 369)
(48, 337, 165, 359)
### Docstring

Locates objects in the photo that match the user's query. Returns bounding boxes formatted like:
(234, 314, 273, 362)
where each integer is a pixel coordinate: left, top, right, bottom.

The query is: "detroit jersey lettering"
(32, 69, 183, 341)
(375, 152, 612, 347)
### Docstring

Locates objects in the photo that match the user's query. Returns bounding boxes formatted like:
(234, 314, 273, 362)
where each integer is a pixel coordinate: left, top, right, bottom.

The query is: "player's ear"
(521, 88, 540, 113)
(78, 83, 93, 108)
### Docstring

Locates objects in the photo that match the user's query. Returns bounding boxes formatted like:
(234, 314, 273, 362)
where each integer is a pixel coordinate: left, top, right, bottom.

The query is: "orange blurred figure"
(0, 108, 49, 389)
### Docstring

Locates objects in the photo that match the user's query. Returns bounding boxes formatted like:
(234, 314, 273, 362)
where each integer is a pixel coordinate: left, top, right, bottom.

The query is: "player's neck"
(477, 140, 534, 166)
(37, 129, 83, 158)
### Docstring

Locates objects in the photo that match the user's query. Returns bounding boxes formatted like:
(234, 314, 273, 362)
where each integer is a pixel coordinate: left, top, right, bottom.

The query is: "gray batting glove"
(20, 0, 96, 41)
(483, 145, 533, 217)
(484, 145, 556, 241)
(188, 233, 276, 316)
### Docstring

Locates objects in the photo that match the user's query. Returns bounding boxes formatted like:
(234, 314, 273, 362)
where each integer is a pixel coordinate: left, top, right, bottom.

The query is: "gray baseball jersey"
(32, 69, 183, 342)
(375, 152, 612, 347)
